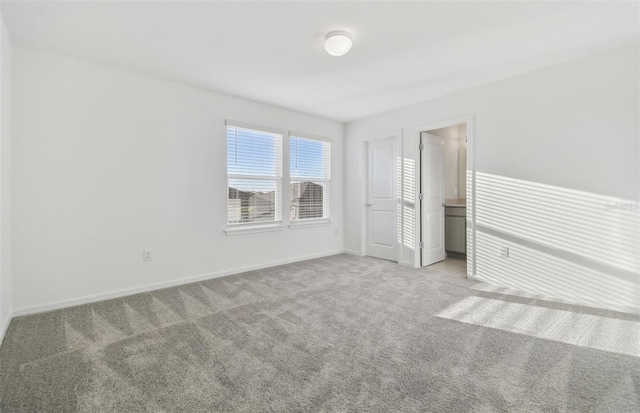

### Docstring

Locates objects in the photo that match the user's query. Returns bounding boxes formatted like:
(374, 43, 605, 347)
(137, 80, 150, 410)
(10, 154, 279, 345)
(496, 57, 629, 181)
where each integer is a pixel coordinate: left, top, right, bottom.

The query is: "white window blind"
(290, 135, 331, 221)
(227, 124, 283, 226)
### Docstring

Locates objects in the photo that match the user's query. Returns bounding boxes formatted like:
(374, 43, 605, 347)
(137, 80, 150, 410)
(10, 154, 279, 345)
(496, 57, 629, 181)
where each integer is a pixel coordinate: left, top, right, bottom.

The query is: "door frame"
(412, 115, 476, 279)
(360, 130, 403, 262)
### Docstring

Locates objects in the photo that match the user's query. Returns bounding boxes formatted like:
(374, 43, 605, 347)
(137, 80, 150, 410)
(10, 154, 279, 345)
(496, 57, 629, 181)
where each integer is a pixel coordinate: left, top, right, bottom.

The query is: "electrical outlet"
(454, 188, 458, 196)
(143, 249, 152, 262)
(499, 247, 509, 258)
(334, 229, 339, 236)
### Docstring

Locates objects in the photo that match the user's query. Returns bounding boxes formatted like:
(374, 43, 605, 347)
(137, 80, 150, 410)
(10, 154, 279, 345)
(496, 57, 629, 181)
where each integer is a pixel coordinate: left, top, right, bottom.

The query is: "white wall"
(345, 45, 639, 313)
(427, 125, 462, 200)
(457, 124, 467, 150)
(0, 13, 12, 339)
(457, 123, 467, 198)
(12, 47, 344, 314)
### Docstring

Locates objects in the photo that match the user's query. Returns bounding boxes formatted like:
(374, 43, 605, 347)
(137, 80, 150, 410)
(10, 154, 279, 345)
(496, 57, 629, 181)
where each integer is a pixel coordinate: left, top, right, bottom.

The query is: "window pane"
(290, 181, 327, 221)
(228, 178, 280, 224)
(227, 125, 282, 226)
(290, 137, 330, 179)
(227, 126, 282, 177)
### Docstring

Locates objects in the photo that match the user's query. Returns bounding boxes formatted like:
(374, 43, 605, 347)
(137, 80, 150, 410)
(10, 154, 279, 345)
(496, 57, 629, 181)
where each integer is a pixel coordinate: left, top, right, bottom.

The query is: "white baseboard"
(473, 274, 638, 315)
(0, 311, 12, 345)
(343, 249, 363, 256)
(12, 250, 345, 317)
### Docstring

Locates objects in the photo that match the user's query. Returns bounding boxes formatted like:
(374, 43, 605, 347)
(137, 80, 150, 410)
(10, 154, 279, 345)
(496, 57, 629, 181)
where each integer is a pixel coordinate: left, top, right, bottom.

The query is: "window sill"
(288, 219, 332, 230)
(225, 223, 284, 236)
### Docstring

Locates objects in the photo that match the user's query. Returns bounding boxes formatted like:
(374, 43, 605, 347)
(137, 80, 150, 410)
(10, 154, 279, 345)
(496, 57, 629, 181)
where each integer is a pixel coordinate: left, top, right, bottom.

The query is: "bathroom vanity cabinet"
(445, 205, 466, 254)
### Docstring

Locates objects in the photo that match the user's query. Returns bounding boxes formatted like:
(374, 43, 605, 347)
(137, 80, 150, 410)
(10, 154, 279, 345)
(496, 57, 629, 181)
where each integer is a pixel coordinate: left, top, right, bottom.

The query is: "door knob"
(367, 203, 372, 207)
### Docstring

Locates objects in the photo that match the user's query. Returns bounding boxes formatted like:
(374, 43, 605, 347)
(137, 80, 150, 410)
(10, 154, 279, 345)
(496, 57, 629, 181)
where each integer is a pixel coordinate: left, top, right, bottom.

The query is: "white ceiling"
(2, 1, 638, 123)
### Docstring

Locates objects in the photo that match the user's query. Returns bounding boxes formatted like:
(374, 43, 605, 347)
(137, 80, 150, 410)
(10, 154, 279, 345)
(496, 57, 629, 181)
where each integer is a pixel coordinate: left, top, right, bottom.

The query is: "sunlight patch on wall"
(397, 157, 402, 246)
(476, 230, 638, 313)
(476, 172, 639, 273)
(466, 168, 473, 275)
(402, 157, 416, 250)
(436, 296, 640, 358)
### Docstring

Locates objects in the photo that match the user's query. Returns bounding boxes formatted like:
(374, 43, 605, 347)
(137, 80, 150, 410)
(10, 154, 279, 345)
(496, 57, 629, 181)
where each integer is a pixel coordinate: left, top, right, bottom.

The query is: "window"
(227, 123, 283, 227)
(290, 135, 331, 222)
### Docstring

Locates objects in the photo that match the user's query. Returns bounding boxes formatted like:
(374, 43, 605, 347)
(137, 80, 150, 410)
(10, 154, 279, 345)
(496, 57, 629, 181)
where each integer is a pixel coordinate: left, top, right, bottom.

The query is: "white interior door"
(366, 137, 398, 261)
(421, 132, 445, 266)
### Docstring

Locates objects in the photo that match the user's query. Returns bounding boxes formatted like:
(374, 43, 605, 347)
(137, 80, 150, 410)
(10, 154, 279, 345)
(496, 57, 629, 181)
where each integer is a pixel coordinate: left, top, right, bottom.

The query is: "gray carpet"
(1, 254, 639, 412)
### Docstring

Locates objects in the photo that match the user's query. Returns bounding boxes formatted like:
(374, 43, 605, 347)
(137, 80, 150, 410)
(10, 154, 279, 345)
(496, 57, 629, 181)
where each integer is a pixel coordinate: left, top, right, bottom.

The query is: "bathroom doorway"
(417, 118, 472, 276)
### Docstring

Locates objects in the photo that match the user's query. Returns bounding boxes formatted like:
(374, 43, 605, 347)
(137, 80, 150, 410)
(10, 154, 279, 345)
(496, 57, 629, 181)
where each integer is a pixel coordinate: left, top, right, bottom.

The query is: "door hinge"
(419, 242, 424, 249)
(419, 192, 424, 200)
(419, 143, 424, 151)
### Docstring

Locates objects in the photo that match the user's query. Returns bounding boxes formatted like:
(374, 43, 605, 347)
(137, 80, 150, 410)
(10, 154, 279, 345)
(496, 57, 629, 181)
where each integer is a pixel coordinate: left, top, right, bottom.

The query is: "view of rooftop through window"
(227, 126, 330, 225)
(290, 136, 331, 221)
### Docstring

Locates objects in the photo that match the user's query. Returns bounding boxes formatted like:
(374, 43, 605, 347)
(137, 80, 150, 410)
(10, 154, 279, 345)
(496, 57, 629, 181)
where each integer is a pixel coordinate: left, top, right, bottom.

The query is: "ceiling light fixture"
(324, 31, 352, 57)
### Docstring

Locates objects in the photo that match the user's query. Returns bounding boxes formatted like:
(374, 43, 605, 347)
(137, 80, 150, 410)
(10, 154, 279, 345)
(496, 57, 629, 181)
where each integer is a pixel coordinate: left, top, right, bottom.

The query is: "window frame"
(225, 120, 285, 234)
(288, 131, 332, 227)
(224, 121, 332, 235)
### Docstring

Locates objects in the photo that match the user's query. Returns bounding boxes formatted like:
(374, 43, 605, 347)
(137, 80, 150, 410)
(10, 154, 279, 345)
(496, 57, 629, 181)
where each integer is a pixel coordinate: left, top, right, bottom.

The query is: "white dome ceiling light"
(324, 31, 352, 57)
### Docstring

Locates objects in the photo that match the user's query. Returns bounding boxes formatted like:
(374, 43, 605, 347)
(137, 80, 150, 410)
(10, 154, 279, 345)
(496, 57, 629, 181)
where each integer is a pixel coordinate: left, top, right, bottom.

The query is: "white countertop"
(445, 198, 466, 208)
